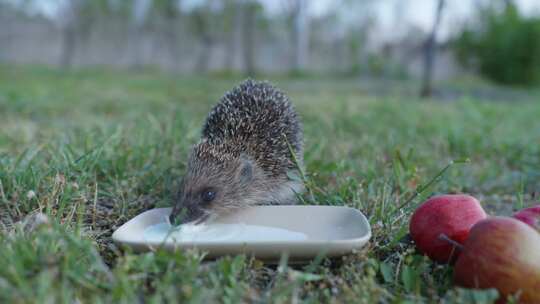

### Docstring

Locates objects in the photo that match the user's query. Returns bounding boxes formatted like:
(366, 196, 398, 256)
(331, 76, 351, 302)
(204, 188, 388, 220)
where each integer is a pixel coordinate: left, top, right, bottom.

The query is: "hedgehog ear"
(238, 155, 253, 184)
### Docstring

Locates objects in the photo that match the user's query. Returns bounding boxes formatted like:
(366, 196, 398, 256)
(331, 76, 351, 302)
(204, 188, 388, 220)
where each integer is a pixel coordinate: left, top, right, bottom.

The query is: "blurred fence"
(0, 0, 464, 81)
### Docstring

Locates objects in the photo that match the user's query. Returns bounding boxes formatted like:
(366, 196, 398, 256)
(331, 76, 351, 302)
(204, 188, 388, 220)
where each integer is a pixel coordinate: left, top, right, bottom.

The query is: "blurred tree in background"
(454, 1, 540, 86)
(57, 0, 113, 68)
(420, 0, 446, 97)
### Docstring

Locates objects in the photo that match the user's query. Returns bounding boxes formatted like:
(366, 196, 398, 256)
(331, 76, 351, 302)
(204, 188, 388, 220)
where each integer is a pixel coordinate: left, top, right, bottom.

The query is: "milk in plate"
(143, 222, 308, 243)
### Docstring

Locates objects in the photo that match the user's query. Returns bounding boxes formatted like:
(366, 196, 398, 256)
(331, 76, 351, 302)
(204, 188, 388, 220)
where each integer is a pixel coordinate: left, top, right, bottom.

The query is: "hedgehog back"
(201, 80, 302, 176)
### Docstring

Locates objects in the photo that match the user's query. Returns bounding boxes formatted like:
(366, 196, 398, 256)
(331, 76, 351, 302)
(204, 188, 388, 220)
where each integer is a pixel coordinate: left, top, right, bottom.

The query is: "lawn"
(1, 65, 539, 303)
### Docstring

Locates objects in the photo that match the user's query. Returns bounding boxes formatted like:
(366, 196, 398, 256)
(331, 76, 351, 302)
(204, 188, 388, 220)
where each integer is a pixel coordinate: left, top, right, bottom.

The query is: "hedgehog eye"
(201, 188, 216, 203)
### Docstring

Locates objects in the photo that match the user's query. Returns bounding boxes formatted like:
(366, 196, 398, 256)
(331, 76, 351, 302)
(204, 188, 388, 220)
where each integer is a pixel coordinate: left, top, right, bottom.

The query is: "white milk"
(143, 222, 308, 243)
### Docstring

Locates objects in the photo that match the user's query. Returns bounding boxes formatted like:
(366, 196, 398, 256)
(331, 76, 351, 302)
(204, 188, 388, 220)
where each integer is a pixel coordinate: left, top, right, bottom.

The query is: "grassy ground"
(1, 65, 539, 303)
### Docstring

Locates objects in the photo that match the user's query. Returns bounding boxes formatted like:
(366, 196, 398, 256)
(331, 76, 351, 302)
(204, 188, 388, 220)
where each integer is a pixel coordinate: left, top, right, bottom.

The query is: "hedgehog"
(169, 79, 304, 225)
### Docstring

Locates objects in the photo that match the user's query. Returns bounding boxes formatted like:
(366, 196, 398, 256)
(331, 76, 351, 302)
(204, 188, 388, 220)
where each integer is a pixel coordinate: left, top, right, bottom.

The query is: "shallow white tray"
(112, 206, 371, 262)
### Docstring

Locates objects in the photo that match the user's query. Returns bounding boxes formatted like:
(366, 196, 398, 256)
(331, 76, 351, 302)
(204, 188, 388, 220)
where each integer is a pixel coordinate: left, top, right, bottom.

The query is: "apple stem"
(438, 233, 464, 251)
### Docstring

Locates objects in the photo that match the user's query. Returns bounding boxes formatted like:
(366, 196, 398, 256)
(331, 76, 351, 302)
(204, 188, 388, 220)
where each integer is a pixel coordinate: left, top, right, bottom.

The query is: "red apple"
(513, 205, 540, 231)
(409, 194, 487, 263)
(454, 217, 540, 303)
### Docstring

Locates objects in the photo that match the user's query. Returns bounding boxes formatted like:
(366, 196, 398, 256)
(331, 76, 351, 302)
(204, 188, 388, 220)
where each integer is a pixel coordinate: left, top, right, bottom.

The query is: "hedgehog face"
(169, 147, 260, 225)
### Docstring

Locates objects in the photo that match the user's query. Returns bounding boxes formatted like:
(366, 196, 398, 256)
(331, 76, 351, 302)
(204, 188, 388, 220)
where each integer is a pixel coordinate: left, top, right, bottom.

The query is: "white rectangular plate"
(112, 206, 371, 262)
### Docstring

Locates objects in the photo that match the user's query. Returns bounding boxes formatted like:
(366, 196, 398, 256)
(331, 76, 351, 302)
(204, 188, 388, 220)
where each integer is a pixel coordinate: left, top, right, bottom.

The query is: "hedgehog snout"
(169, 200, 206, 226)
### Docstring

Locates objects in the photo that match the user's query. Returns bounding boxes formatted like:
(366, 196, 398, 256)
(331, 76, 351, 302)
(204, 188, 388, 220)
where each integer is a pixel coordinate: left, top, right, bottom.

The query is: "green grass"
(1, 65, 539, 303)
